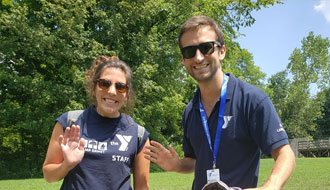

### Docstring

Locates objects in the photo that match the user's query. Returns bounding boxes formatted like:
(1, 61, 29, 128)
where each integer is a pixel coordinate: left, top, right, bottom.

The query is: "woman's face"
(94, 67, 128, 118)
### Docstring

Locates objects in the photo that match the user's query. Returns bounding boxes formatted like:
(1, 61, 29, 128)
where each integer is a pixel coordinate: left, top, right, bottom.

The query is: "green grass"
(0, 158, 329, 190)
(258, 158, 330, 190)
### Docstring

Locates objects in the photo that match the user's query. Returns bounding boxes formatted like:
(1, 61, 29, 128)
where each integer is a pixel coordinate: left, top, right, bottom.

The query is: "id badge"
(206, 168, 220, 183)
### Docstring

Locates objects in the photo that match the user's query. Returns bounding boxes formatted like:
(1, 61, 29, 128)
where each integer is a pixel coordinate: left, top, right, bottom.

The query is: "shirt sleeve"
(182, 102, 196, 158)
(249, 96, 289, 155)
(137, 128, 150, 153)
(55, 112, 69, 131)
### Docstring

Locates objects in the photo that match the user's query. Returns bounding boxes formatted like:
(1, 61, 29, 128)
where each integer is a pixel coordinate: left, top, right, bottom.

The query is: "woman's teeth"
(104, 99, 116, 103)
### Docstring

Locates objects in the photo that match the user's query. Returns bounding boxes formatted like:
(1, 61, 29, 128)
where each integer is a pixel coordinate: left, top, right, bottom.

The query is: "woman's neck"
(95, 106, 121, 118)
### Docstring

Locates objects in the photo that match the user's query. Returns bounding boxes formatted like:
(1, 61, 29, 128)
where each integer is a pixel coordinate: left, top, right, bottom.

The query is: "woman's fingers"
(71, 125, 80, 142)
(69, 125, 76, 142)
(75, 126, 80, 142)
(60, 125, 82, 146)
(63, 127, 70, 145)
(79, 138, 85, 150)
(58, 135, 64, 146)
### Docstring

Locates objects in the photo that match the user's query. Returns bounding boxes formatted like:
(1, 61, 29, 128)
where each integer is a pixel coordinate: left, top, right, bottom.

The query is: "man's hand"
(58, 125, 85, 170)
(144, 140, 180, 172)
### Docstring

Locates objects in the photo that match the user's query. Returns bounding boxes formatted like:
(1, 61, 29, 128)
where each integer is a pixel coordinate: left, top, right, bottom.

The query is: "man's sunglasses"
(181, 41, 222, 59)
(95, 79, 128, 93)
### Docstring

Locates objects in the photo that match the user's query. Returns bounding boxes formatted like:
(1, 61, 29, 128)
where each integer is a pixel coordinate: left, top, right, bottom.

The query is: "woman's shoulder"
(55, 111, 70, 129)
(119, 114, 149, 133)
(119, 114, 137, 127)
(56, 108, 88, 129)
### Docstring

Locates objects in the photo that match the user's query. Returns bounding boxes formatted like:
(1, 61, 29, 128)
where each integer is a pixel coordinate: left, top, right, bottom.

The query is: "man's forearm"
(262, 144, 295, 189)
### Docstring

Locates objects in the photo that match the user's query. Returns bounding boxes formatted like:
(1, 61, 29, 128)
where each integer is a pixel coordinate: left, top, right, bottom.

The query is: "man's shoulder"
(183, 100, 194, 117)
(229, 74, 267, 100)
(229, 74, 260, 90)
(182, 97, 199, 127)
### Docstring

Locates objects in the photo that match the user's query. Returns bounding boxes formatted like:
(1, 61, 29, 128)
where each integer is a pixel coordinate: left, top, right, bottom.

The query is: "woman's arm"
(133, 138, 150, 190)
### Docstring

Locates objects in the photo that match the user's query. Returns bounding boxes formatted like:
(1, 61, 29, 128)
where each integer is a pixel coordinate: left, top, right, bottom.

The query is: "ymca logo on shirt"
(110, 134, 132, 163)
(115, 134, 132, 151)
(222, 116, 232, 129)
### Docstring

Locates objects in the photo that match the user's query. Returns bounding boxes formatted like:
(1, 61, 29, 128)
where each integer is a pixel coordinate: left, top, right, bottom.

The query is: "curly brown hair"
(85, 55, 136, 115)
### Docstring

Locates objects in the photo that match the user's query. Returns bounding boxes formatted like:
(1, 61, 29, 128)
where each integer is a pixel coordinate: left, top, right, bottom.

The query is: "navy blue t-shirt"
(56, 106, 149, 190)
(182, 73, 289, 190)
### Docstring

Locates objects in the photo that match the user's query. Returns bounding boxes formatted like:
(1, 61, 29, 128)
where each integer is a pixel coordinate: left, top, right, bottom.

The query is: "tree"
(224, 43, 266, 89)
(314, 87, 330, 139)
(273, 32, 330, 138)
(0, 0, 112, 178)
(287, 32, 330, 89)
(0, 0, 279, 178)
(267, 70, 290, 118)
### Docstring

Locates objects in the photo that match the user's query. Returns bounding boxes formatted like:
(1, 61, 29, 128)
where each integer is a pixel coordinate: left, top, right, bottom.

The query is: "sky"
(236, 0, 330, 79)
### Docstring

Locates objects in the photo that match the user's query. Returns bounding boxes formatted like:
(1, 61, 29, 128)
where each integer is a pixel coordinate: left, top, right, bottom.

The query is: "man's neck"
(198, 70, 224, 117)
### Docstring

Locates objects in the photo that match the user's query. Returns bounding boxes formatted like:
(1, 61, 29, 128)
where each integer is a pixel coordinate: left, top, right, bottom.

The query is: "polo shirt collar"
(191, 73, 235, 107)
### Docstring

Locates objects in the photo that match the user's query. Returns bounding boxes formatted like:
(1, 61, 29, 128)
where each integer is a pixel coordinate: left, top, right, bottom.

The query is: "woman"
(43, 56, 150, 190)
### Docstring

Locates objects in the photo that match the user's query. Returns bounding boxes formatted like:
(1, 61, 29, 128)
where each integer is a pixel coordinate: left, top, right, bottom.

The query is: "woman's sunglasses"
(181, 41, 222, 59)
(95, 79, 128, 93)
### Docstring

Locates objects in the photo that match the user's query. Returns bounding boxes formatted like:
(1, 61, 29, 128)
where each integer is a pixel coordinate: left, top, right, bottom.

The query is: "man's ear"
(218, 45, 226, 61)
(181, 54, 185, 64)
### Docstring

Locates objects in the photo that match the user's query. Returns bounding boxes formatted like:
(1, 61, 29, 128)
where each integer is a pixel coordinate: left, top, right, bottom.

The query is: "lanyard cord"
(199, 73, 228, 169)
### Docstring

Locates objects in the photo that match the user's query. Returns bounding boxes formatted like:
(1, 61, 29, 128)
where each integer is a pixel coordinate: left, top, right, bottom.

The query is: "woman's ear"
(92, 88, 96, 98)
(125, 91, 129, 101)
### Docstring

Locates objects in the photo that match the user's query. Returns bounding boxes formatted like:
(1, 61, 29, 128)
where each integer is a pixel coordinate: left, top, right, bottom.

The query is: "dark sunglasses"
(95, 79, 128, 93)
(181, 41, 222, 59)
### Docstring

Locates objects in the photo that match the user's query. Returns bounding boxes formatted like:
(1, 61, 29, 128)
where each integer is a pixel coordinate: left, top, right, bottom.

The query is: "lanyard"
(199, 73, 228, 169)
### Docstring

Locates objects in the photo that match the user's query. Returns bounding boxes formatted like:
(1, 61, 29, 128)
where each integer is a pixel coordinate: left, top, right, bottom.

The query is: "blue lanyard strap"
(199, 73, 228, 169)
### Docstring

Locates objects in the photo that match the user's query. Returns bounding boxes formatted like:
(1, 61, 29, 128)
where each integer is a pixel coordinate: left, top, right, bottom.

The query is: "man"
(144, 15, 295, 190)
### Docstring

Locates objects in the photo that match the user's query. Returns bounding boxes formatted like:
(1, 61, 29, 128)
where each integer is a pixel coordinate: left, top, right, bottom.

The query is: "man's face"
(180, 26, 226, 83)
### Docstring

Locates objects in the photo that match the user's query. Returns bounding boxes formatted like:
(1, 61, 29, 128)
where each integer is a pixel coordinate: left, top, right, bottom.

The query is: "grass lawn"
(0, 158, 329, 190)
(258, 157, 330, 190)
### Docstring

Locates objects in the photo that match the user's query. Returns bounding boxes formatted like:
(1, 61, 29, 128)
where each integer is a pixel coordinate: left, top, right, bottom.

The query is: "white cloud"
(314, 0, 330, 23)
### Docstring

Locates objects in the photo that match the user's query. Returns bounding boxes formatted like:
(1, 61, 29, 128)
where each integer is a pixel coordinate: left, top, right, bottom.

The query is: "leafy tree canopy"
(0, 0, 279, 178)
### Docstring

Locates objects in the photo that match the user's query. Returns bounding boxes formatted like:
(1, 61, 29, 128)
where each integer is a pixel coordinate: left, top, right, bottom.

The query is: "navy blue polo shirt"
(182, 73, 289, 190)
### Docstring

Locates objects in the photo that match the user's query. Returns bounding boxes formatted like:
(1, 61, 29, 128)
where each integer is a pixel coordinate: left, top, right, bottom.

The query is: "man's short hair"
(179, 15, 224, 48)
